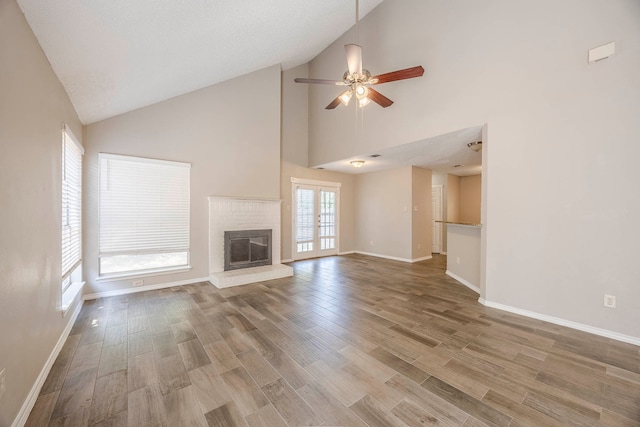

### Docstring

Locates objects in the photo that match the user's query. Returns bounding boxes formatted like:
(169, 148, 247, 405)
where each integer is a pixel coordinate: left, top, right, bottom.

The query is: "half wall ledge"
(209, 264, 293, 289)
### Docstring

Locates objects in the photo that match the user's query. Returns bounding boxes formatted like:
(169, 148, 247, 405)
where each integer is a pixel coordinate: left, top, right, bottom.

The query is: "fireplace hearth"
(224, 229, 272, 271)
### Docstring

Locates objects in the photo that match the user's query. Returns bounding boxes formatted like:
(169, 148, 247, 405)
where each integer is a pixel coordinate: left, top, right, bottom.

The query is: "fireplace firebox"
(224, 229, 272, 271)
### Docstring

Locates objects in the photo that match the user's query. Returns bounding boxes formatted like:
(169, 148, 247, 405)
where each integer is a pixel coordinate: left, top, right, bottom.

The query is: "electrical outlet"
(456, 257, 460, 264)
(0, 368, 6, 400)
(418, 243, 421, 249)
(369, 240, 374, 246)
(604, 294, 616, 308)
(133, 280, 144, 287)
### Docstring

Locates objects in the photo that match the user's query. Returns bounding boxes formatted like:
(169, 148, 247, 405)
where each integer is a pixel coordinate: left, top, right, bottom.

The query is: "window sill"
(96, 266, 192, 282)
(61, 281, 85, 316)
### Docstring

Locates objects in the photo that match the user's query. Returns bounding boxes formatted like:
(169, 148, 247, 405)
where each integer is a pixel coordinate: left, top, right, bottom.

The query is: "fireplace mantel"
(208, 196, 292, 288)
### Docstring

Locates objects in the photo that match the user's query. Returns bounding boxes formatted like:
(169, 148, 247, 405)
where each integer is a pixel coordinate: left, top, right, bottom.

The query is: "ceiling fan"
(294, 0, 424, 110)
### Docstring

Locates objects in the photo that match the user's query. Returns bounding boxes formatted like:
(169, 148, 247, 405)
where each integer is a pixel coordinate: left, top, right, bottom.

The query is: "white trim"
(62, 123, 84, 154)
(281, 258, 294, 263)
(290, 177, 342, 188)
(84, 276, 209, 300)
(12, 299, 84, 427)
(338, 251, 355, 256)
(353, 251, 432, 264)
(446, 270, 480, 294)
(96, 266, 192, 282)
(61, 280, 84, 315)
(440, 251, 448, 255)
(478, 299, 640, 346)
(99, 152, 191, 168)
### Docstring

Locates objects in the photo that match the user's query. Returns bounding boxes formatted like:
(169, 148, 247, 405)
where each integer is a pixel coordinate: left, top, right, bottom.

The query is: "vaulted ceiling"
(17, 0, 384, 124)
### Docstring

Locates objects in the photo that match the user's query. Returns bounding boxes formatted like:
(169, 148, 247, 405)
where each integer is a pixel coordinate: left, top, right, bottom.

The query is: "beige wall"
(307, 0, 640, 338)
(281, 64, 309, 168)
(411, 167, 432, 259)
(353, 166, 432, 261)
(459, 174, 481, 224)
(446, 225, 481, 290)
(0, 1, 84, 424)
(84, 65, 281, 295)
(355, 167, 413, 260)
(447, 175, 460, 223)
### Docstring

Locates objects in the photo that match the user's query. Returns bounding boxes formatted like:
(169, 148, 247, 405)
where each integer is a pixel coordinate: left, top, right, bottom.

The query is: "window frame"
(61, 124, 84, 313)
(97, 153, 191, 279)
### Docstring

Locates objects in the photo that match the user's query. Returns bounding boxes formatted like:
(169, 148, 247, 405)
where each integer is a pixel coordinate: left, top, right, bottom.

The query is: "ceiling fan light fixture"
(358, 96, 370, 108)
(467, 141, 482, 152)
(355, 84, 368, 99)
(350, 160, 365, 168)
(339, 90, 352, 106)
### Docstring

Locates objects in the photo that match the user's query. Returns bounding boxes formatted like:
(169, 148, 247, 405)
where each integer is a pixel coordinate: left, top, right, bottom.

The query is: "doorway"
(291, 178, 340, 260)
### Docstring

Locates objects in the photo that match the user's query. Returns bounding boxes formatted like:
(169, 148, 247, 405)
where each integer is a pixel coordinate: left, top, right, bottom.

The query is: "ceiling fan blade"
(370, 66, 424, 85)
(325, 96, 342, 110)
(367, 88, 394, 108)
(345, 44, 362, 76)
(294, 78, 346, 85)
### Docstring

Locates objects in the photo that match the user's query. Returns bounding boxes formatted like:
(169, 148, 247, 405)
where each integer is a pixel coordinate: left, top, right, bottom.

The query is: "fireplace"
(224, 229, 272, 271)
(209, 196, 292, 288)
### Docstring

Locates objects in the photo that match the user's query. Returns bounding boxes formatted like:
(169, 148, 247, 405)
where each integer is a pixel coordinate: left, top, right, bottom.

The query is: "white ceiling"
(18, 0, 483, 176)
(17, 0, 385, 124)
(316, 126, 483, 176)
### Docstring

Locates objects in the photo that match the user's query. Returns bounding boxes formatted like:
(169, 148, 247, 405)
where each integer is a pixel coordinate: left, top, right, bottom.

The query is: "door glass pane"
(296, 188, 315, 253)
(319, 190, 336, 249)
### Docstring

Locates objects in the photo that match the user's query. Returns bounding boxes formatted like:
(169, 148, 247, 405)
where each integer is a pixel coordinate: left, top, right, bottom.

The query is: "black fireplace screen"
(224, 229, 272, 271)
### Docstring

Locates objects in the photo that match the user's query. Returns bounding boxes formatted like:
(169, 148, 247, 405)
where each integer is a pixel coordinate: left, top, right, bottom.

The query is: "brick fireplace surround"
(208, 196, 293, 288)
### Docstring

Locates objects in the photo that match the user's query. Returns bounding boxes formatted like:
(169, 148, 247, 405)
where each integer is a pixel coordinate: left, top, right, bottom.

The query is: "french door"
(292, 179, 340, 260)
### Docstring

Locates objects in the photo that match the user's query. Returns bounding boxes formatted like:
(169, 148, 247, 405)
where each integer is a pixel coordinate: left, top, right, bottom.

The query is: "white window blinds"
(98, 154, 190, 276)
(61, 126, 83, 282)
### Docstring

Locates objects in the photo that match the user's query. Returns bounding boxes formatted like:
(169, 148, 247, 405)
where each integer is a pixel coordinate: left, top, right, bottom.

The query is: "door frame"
(291, 177, 341, 260)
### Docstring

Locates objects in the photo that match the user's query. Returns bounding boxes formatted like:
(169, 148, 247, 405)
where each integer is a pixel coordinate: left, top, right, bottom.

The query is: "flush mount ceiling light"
(294, 0, 424, 109)
(350, 160, 365, 168)
(467, 141, 482, 152)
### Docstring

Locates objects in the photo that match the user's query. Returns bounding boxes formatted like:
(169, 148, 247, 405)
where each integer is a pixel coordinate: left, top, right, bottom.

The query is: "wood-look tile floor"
(27, 254, 640, 426)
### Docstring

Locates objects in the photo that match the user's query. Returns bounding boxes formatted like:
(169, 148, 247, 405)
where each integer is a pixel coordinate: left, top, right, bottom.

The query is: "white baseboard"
(338, 251, 355, 256)
(353, 251, 432, 264)
(354, 251, 412, 263)
(280, 258, 294, 263)
(83, 276, 210, 300)
(478, 298, 640, 347)
(445, 270, 480, 294)
(12, 299, 84, 427)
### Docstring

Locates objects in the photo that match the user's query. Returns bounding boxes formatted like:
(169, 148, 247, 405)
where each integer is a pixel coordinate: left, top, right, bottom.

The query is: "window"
(98, 154, 190, 277)
(61, 125, 83, 311)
